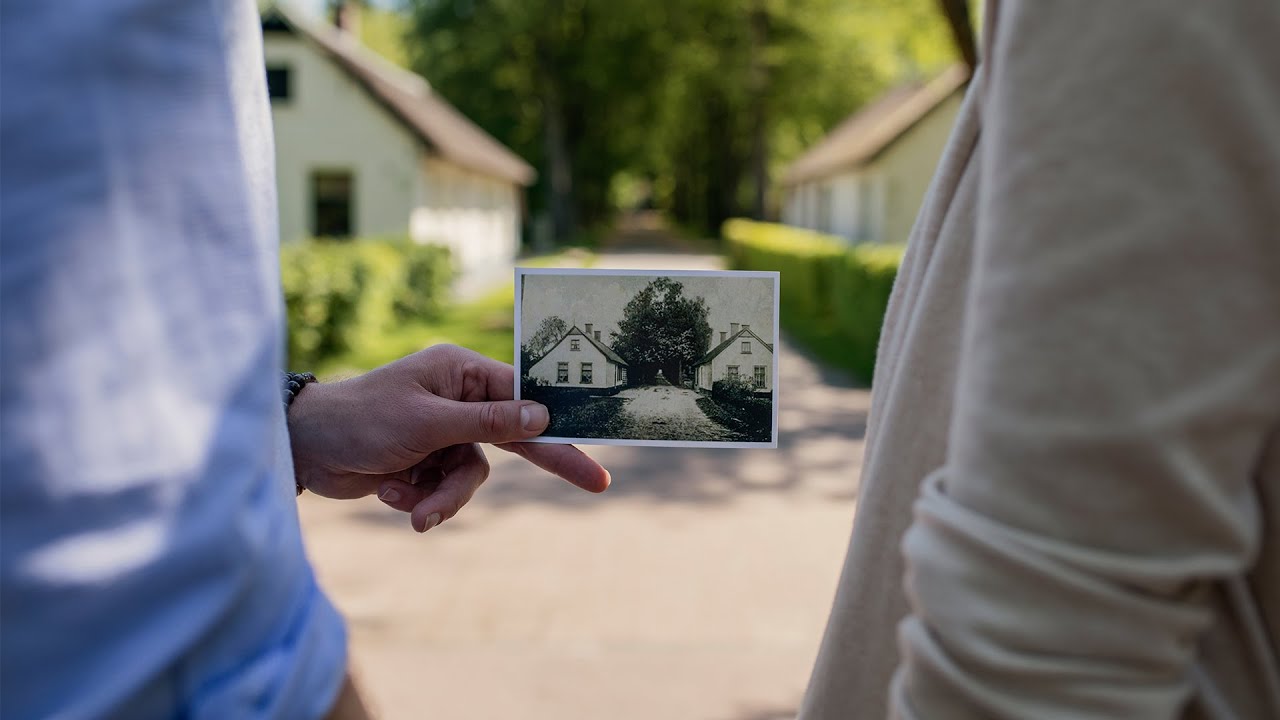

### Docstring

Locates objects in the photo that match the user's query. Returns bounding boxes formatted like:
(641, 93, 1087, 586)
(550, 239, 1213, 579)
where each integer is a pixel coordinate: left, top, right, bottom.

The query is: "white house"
(780, 65, 969, 246)
(693, 323, 774, 393)
(527, 325, 630, 391)
(261, 5, 535, 275)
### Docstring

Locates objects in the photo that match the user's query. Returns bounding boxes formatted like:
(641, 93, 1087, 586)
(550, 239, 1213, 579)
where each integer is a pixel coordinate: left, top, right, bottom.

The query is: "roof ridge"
(265, 3, 536, 185)
(782, 63, 970, 185)
(694, 327, 774, 366)
(527, 325, 629, 369)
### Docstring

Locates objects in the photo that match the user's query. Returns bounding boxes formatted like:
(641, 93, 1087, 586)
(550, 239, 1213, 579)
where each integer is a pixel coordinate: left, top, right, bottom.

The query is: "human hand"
(287, 345, 609, 531)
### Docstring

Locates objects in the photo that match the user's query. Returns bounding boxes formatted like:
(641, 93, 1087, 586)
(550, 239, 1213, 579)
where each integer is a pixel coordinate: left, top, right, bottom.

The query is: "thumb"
(431, 398, 550, 446)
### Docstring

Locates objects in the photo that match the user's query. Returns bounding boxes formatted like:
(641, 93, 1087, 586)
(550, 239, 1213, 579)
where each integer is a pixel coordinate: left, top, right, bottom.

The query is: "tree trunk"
(937, 0, 978, 73)
(540, 73, 576, 243)
(748, 1, 769, 220)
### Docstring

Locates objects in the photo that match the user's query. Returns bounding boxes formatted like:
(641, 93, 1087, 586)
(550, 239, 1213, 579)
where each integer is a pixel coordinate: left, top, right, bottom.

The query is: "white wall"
(265, 31, 524, 277)
(870, 91, 963, 246)
(781, 90, 962, 245)
(411, 157, 521, 274)
(696, 339, 773, 392)
(527, 333, 623, 388)
(264, 33, 422, 242)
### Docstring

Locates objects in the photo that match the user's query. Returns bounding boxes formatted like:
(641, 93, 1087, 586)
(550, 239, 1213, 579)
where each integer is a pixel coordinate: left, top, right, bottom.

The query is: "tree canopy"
(610, 278, 711, 384)
(398, 0, 961, 239)
(521, 315, 568, 367)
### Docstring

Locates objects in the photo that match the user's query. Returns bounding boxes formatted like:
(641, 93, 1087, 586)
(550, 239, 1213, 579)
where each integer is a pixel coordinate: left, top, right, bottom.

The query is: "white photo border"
(514, 267, 781, 449)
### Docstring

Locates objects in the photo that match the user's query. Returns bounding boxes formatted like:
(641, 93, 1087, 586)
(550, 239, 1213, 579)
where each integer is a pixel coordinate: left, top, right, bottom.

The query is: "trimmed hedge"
(281, 238, 452, 367)
(722, 219, 904, 383)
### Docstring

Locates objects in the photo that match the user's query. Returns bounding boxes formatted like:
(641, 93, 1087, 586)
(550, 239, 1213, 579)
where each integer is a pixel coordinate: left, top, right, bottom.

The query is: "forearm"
(893, 1, 1280, 717)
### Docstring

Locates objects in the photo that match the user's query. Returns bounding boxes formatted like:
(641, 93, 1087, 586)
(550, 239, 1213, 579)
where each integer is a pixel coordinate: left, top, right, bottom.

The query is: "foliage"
(723, 218, 904, 383)
(400, 0, 958, 240)
(610, 277, 712, 384)
(280, 238, 452, 368)
(711, 376, 760, 404)
(523, 389, 632, 439)
(521, 315, 568, 368)
(356, 6, 412, 68)
(704, 377, 772, 441)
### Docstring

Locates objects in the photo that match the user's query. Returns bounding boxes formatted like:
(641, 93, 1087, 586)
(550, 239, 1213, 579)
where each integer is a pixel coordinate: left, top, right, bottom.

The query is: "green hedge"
(722, 219, 904, 383)
(281, 238, 452, 367)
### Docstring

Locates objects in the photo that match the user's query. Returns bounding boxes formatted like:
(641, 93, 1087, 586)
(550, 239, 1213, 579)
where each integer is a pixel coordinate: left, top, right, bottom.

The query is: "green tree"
(400, 0, 958, 240)
(610, 278, 711, 385)
(404, 0, 674, 243)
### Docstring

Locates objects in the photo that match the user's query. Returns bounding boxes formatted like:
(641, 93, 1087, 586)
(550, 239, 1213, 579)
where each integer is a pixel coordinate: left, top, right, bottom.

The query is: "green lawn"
(316, 285, 516, 380)
(313, 251, 594, 380)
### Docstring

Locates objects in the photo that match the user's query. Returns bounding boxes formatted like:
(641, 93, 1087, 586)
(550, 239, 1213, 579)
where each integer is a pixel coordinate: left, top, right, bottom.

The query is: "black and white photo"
(516, 268, 780, 448)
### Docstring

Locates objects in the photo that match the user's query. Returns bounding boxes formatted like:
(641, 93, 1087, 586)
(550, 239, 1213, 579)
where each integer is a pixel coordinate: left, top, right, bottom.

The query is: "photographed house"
(780, 65, 970, 246)
(526, 325, 630, 391)
(261, 5, 536, 275)
(693, 323, 774, 394)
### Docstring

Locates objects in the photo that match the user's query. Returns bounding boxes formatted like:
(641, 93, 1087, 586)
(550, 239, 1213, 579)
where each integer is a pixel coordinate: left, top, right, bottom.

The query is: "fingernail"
(520, 403, 549, 431)
(421, 512, 442, 533)
(379, 487, 401, 504)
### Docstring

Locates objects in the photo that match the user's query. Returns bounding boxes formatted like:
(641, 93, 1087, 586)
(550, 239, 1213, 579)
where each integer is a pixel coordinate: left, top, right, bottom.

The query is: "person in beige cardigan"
(798, 2, 1280, 718)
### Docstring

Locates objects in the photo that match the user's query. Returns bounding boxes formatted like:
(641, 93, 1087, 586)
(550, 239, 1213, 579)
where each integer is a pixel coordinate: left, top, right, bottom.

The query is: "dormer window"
(570, 339, 580, 351)
(741, 341, 751, 354)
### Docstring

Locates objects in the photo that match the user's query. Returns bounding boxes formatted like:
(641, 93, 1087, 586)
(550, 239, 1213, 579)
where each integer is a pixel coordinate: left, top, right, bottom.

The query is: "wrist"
(286, 374, 324, 494)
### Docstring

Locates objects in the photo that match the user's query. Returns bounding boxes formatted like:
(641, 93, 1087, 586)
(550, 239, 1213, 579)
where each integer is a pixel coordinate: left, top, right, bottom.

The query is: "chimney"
(594, 331, 601, 341)
(584, 323, 593, 335)
(720, 331, 727, 342)
(333, 1, 362, 39)
(742, 323, 750, 332)
(730, 323, 740, 335)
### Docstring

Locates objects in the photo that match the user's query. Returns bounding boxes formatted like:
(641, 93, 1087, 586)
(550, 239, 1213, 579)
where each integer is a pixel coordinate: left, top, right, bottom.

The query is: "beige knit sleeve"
(891, 2, 1280, 718)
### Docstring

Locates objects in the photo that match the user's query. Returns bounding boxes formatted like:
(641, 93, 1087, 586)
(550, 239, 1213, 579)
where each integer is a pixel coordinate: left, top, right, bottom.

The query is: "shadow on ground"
(343, 332, 870, 530)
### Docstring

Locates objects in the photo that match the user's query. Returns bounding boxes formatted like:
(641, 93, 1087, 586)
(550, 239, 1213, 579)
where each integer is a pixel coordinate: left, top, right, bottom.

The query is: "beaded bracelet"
(283, 371, 317, 495)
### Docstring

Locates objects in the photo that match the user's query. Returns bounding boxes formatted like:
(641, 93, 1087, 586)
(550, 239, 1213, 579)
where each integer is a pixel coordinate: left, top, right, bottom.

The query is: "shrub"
(712, 376, 760, 405)
(722, 219, 846, 326)
(281, 238, 452, 367)
(722, 219, 904, 384)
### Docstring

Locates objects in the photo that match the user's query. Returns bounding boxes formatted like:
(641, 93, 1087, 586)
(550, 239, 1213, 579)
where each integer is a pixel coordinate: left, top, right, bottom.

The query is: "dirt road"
(614, 385, 735, 441)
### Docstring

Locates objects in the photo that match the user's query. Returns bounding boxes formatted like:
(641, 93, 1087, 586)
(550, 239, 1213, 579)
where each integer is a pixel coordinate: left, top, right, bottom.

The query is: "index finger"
(495, 441, 611, 493)
(454, 350, 516, 403)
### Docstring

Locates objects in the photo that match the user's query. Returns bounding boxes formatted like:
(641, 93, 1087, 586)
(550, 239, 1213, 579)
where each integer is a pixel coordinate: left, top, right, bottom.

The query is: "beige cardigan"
(798, 2, 1280, 718)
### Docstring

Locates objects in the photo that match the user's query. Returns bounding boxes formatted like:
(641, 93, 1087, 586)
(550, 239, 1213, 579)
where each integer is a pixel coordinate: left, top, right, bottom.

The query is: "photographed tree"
(521, 315, 568, 369)
(610, 278, 711, 385)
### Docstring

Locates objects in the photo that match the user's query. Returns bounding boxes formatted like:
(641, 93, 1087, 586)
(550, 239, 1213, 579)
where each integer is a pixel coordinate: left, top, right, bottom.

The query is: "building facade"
(781, 66, 969, 246)
(694, 324, 774, 393)
(262, 7, 535, 275)
(526, 326, 630, 390)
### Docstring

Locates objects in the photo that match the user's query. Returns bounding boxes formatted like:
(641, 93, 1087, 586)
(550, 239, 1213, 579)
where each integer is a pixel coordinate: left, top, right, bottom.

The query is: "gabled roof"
(781, 65, 970, 186)
(530, 326, 630, 368)
(694, 328, 774, 367)
(264, 5, 536, 186)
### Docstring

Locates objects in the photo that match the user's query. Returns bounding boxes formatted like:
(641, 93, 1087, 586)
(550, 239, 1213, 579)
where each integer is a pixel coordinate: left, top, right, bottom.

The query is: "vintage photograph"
(515, 268, 779, 447)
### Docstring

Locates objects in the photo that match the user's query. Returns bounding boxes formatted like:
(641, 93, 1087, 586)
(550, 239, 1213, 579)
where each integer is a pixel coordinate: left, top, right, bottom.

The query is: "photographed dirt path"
(615, 385, 736, 441)
(300, 216, 874, 720)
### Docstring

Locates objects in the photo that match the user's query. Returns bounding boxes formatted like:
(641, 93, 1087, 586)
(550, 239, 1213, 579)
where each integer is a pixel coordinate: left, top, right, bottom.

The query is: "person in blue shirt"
(0, 1, 608, 718)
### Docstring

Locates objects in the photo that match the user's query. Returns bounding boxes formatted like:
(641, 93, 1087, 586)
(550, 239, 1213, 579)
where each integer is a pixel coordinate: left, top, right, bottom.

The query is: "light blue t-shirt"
(0, 1, 347, 717)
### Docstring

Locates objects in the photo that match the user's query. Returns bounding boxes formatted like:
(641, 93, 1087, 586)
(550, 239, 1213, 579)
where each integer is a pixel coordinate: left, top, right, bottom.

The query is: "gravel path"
(614, 385, 736, 441)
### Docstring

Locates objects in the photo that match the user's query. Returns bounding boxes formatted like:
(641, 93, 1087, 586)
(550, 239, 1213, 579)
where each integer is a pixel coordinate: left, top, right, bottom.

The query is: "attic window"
(741, 341, 751, 354)
(570, 339, 580, 351)
(266, 65, 291, 101)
